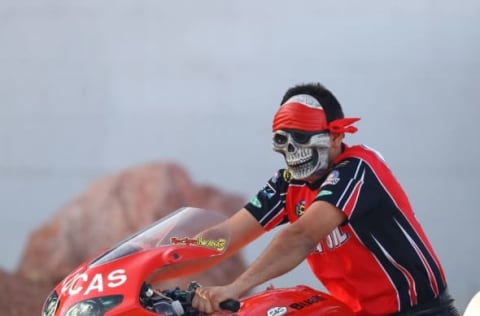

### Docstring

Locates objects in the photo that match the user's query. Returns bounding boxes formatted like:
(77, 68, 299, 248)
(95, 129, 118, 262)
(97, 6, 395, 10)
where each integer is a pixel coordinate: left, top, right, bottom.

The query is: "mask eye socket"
(273, 133, 288, 145)
(289, 131, 312, 144)
(273, 130, 329, 146)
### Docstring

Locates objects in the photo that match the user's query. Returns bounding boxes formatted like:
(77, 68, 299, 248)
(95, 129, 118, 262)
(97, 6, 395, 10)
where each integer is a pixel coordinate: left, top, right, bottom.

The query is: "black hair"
(280, 82, 345, 123)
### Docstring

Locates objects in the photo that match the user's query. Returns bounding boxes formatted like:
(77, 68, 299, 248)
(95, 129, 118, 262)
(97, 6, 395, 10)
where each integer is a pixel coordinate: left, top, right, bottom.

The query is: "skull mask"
(272, 94, 333, 180)
(273, 130, 331, 180)
(272, 93, 361, 181)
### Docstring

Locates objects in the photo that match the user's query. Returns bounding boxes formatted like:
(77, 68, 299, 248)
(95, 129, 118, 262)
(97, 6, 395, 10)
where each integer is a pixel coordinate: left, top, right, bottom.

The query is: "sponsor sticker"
(289, 295, 324, 310)
(61, 269, 128, 296)
(250, 196, 262, 208)
(262, 183, 276, 199)
(295, 200, 306, 217)
(170, 236, 226, 251)
(282, 169, 292, 182)
(270, 171, 280, 183)
(317, 190, 333, 197)
(267, 306, 287, 316)
(321, 170, 340, 187)
(335, 160, 349, 168)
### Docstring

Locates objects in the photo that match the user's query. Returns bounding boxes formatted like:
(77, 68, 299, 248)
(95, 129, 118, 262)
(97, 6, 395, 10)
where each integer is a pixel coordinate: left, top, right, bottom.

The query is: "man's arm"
(222, 208, 266, 256)
(231, 200, 346, 294)
(194, 200, 347, 312)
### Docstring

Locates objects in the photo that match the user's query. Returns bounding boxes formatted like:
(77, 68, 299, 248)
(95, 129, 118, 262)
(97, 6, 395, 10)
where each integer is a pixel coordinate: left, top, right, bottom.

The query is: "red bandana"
(272, 102, 360, 133)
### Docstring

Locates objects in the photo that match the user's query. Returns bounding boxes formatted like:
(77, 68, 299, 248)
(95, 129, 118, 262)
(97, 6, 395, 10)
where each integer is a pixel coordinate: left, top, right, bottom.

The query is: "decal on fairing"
(289, 295, 325, 310)
(170, 236, 226, 251)
(61, 269, 128, 296)
(267, 306, 287, 316)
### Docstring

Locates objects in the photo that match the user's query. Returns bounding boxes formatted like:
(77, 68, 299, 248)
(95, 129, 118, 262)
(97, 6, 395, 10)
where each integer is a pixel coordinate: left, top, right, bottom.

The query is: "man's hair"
(280, 82, 345, 123)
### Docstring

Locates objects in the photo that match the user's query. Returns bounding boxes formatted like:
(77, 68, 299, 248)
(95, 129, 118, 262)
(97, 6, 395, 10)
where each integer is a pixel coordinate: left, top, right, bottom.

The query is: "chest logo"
(316, 227, 350, 253)
(295, 200, 306, 217)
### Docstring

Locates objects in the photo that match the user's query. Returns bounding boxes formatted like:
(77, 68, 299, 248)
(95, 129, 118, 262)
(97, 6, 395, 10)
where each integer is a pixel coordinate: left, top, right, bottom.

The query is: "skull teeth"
(287, 157, 312, 167)
(286, 148, 313, 167)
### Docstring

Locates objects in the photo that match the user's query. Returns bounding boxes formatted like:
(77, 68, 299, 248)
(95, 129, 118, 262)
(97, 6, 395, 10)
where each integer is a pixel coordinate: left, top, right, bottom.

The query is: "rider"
(192, 82, 460, 315)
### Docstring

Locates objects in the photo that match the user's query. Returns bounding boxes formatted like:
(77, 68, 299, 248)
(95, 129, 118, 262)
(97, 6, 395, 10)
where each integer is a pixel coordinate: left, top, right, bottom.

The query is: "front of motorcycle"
(42, 207, 354, 316)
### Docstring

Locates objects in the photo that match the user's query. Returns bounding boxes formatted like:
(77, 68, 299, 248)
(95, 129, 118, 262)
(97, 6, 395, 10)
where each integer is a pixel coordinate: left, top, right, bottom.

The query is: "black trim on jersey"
(316, 157, 446, 309)
(316, 158, 381, 221)
(350, 197, 446, 308)
(244, 169, 289, 228)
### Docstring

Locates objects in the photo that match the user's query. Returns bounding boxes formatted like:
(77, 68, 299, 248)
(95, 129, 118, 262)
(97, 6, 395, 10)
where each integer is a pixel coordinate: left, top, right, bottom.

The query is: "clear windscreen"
(89, 207, 230, 267)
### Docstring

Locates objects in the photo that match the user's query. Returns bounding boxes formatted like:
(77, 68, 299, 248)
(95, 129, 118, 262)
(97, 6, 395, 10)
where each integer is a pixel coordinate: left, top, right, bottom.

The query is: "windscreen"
(89, 207, 230, 267)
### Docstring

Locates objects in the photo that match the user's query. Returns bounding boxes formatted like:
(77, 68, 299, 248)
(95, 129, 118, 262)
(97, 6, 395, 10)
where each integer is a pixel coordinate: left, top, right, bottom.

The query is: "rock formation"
(1, 162, 247, 315)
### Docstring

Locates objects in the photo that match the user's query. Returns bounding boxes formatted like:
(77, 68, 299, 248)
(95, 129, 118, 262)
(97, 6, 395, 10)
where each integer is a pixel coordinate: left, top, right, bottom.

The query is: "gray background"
(1, 0, 479, 312)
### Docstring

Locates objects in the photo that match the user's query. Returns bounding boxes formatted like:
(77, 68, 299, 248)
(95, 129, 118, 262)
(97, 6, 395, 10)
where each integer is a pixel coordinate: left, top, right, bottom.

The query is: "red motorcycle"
(42, 207, 355, 315)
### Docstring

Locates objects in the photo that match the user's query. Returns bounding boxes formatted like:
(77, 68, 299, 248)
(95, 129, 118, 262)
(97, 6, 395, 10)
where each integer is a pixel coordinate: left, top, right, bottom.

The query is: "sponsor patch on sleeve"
(321, 170, 340, 187)
(270, 171, 280, 183)
(317, 190, 333, 197)
(261, 183, 277, 199)
(249, 196, 262, 208)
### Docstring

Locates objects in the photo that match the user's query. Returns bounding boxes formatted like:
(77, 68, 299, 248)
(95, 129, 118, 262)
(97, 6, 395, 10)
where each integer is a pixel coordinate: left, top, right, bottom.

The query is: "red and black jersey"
(245, 144, 447, 315)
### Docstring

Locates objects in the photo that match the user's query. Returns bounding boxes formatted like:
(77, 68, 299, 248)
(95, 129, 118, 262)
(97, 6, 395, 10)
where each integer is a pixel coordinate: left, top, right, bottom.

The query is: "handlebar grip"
(219, 299, 240, 312)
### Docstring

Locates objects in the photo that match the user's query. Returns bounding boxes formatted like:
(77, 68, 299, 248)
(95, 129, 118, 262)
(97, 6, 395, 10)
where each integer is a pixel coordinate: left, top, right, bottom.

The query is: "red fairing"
(42, 207, 355, 316)
(213, 285, 354, 316)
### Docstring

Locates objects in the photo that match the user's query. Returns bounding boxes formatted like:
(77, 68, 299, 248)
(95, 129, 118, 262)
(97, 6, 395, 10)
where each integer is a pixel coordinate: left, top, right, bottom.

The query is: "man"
(192, 82, 459, 315)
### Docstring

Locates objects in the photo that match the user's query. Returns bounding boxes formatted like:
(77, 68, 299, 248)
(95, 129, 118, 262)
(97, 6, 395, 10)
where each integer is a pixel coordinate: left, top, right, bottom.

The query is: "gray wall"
(1, 0, 479, 312)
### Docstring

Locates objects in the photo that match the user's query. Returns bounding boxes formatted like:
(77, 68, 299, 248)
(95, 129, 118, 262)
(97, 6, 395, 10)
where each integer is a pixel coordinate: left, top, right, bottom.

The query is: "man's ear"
(330, 133, 344, 147)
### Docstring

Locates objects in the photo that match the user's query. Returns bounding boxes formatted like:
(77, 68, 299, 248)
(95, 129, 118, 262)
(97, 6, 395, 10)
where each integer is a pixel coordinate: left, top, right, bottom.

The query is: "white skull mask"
(272, 130, 331, 180)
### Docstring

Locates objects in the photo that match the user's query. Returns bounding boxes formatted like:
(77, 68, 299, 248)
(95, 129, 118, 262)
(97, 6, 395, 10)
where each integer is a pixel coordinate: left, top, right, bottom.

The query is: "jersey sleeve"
(314, 158, 382, 220)
(244, 169, 290, 231)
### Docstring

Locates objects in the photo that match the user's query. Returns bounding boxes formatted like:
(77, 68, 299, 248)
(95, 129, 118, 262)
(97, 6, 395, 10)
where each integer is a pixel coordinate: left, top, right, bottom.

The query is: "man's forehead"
(285, 94, 323, 109)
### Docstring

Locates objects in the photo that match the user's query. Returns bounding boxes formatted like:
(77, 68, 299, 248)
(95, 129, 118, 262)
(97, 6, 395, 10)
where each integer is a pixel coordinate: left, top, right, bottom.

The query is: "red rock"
(6, 162, 247, 316)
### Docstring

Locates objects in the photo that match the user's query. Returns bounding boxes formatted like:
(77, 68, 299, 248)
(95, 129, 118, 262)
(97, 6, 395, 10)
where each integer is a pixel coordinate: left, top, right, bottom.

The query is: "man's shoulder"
(338, 144, 386, 163)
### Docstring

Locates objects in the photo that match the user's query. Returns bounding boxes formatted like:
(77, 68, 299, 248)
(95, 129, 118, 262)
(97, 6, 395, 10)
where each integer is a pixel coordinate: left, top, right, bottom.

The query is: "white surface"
(463, 291, 480, 316)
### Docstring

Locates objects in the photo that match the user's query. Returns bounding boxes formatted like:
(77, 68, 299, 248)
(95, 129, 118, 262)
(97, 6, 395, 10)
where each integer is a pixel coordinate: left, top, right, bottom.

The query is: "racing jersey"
(244, 144, 447, 315)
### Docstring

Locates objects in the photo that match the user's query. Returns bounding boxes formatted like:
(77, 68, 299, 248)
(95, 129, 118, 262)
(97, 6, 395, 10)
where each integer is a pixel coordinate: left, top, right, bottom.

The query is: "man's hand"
(192, 284, 241, 313)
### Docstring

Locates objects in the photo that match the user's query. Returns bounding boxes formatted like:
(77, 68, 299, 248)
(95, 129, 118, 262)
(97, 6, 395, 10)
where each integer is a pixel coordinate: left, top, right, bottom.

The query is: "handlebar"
(219, 299, 240, 312)
(140, 282, 241, 315)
